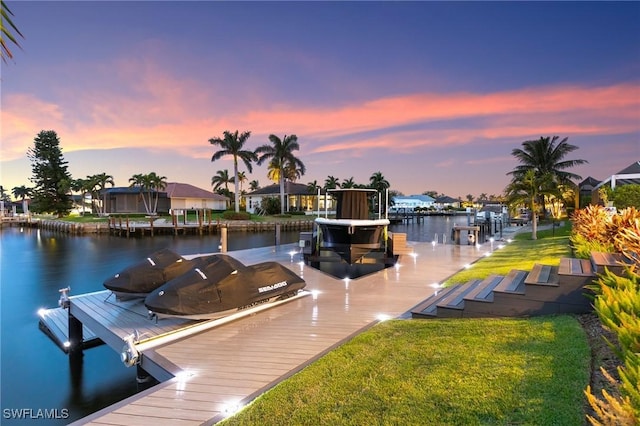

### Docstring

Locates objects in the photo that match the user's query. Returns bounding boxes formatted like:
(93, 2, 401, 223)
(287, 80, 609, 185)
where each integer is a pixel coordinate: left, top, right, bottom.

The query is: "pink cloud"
(2, 53, 638, 169)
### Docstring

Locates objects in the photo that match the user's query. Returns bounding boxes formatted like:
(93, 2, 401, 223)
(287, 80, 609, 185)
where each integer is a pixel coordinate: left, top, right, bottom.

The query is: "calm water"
(0, 216, 467, 424)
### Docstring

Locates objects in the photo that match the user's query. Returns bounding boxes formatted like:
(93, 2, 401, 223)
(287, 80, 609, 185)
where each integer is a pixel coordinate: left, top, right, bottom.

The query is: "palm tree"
(11, 185, 31, 213)
(255, 134, 305, 214)
(249, 180, 260, 191)
(147, 172, 167, 214)
(505, 169, 554, 240)
(234, 171, 248, 193)
(324, 175, 340, 190)
(209, 130, 257, 213)
(211, 169, 233, 194)
(369, 171, 390, 214)
(341, 177, 356, 188)
(1, 1, 24, 63)
(70, 178, 88, 214)
(508, 136, 587, 218)
(89, 173, 114, 215)
(307, 180, 320, 194)
(129, 173, 151, 214)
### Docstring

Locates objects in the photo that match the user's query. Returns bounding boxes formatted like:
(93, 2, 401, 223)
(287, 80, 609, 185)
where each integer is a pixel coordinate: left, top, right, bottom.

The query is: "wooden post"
(126, 217, 130, 238)
(275, 223, 281, 246)
(220, 226, 228, 253)
(150, 216, 154, 237)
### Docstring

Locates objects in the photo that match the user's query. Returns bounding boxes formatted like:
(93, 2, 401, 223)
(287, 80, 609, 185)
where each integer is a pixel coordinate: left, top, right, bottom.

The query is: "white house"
(164, 182, 228, 211)
(390, 194, 435, 211)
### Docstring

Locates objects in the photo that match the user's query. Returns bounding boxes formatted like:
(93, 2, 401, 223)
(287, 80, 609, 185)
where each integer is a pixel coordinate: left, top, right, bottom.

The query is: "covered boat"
(315, 188, 390, 264)
(145, 254, 306, 319)
(103, 248, 196, 298)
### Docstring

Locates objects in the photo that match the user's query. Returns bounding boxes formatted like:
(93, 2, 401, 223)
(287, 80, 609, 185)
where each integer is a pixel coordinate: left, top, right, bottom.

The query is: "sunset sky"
(2, 1, 639, 200)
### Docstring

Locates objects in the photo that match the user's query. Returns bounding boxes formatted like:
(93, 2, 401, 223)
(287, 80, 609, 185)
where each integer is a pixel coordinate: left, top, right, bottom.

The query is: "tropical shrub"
(222, 210, 250, 220)
(585, 267, 640, 425)
(571, 206, 640, 261)
(260, 197, 281, 216)
(574, 205, 640, 424)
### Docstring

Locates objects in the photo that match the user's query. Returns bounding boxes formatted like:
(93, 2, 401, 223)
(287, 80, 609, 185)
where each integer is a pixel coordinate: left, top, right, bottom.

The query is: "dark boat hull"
(315, 218, 389, 264)
(145, 254, 306, 319)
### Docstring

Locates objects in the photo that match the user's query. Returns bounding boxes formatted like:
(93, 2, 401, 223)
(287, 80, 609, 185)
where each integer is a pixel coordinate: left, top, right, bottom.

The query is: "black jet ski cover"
(145, 254, 306, 317)
(103, 248, 195, 295)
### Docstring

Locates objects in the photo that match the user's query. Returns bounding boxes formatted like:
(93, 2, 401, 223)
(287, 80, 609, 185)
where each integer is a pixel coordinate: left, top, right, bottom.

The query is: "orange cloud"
(2, 54, 638, 168)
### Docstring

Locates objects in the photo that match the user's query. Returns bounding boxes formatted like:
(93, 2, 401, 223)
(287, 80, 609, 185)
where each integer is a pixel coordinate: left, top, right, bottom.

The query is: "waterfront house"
(390, 194, 435, 212)
(102, 182, 227, 215)
(434, 195, 461, 210)
(244, 182, 331, 214)
(164, 182, 228, 211)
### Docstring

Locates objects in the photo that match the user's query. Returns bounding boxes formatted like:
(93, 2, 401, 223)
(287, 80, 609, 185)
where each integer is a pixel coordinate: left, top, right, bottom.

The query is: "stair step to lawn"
(493, 269, 529, 294)
(410, 285, 462, 318)
(436, 280, 483, 310)
(524, 264, 559, 287)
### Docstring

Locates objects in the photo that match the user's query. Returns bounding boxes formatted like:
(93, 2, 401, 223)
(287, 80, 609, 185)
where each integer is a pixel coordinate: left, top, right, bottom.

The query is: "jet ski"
(103, 248, 196, 298)
(145, 254, 306, 319)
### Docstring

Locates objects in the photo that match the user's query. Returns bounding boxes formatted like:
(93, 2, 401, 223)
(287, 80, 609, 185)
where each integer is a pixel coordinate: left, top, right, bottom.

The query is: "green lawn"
(220, 221, 592, 425)
(220, 317, 590, 426)
(445, 223, 573, 285)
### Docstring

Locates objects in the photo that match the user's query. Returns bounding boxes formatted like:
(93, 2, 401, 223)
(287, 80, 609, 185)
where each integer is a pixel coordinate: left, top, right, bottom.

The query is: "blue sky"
(2, 1, 639, 199)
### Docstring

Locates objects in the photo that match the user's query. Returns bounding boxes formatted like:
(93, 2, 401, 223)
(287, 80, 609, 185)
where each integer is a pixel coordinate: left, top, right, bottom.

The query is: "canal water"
(0, 215, 468, 424)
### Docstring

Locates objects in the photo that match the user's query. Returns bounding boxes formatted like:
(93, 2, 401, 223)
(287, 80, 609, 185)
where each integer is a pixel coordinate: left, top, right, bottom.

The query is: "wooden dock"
(52, 242, 485, 425)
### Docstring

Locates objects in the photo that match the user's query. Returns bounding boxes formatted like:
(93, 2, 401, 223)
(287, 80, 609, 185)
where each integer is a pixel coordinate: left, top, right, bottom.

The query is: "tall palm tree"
(1, 0, 24, 63)
(209, 130, 257, 213)
(255, 134, 305, 214)
(508, 136, 587, 218)
(324, 175, 340, 190)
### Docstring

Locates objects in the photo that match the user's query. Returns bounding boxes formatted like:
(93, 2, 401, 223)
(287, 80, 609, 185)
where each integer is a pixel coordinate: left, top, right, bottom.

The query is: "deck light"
(463, 263, 471, 269)
(222, 400, 243, 417)
(377, 313, 391, 322)
(63, 341, 71, 348)
(311, 290, 320, 300)
(484, 252, 492, 257)
(37, 308, 47, 318)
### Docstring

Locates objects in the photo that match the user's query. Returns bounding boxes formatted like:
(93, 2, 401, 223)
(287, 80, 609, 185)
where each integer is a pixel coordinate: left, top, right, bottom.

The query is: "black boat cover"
(145, 254, 306, 317)
(103, 248, 195, 295)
